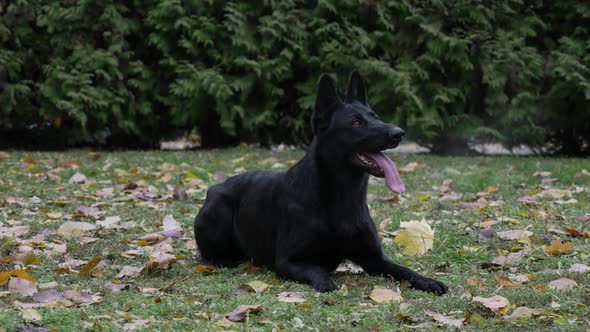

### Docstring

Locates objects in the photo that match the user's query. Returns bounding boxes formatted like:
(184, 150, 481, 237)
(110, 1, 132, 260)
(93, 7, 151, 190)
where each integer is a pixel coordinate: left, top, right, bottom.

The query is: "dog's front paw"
(312, 279, 337, 293)
(412, 277, 448, 295)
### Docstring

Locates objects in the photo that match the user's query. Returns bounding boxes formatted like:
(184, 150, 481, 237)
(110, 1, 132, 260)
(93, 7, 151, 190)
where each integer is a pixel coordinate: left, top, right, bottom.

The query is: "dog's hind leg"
(194, 190, 245, 267)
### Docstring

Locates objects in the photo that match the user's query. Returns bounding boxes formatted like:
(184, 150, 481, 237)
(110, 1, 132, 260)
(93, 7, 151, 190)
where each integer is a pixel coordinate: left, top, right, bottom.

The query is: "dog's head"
(311, 71, 405, 193)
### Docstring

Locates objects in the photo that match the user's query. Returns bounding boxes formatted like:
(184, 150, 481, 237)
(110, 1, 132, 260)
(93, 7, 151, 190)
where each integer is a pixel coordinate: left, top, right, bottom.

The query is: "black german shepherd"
(194, 72, 447, 294)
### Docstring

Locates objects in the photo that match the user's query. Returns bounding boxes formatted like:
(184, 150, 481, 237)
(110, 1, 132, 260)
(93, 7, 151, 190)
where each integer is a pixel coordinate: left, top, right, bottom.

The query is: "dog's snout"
(389, 127, 405, 142)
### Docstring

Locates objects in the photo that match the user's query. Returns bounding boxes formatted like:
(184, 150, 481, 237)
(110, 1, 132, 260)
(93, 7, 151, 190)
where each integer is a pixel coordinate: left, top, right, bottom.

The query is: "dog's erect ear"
(311, 73, 340, 134)
(345, 71, 368, 105)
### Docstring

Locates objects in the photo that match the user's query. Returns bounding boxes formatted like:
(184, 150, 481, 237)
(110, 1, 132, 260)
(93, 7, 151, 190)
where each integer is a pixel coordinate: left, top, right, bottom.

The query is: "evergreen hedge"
(1, 0, 589, 154)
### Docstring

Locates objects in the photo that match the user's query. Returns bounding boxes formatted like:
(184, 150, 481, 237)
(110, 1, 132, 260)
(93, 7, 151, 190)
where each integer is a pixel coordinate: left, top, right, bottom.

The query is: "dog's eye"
(352, 119, 362, 127)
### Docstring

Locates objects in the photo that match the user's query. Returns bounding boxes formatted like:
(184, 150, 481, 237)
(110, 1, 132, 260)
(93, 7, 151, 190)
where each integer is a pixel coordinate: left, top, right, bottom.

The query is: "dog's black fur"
(194, 72, 448, 294)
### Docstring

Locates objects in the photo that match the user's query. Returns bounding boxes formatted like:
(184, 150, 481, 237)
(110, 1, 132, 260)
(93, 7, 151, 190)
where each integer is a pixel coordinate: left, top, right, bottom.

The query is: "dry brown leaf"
(277, 291, 307, 303)
(544, 239, 573, 255)
(425, 310, 463, 327)
(78, 256, 102, 277)
(495, 276, 522, 289)
(0, 151, 10, 160)
(574, 169, 590, 177)
(472, 295, 510, 314)
(369, 287, 403, 304)
(226, 304, 262, 322)
(548, 278, 578, 290)
(563, 228, 583, 237)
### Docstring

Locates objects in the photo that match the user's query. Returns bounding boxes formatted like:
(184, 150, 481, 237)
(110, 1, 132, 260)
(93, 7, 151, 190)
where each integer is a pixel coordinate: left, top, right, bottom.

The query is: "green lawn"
(0, 149, 589, 331)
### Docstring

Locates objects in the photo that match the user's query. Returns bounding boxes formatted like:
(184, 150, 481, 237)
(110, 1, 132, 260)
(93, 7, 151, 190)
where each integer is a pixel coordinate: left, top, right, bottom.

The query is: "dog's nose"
(389, 127, 405, 142)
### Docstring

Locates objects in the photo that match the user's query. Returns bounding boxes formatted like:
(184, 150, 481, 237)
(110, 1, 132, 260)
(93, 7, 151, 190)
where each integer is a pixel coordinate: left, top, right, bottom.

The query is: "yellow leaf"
(393, 220, 434, 256)
(0, 270, 36, 283)
(246, 280, 270, 293)
(415, 196, 431, 202)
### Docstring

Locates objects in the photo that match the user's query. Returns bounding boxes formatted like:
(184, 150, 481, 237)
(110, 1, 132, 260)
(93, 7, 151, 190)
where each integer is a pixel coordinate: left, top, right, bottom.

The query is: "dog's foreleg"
(355, 255, 448, 295)
(275, 260, 337, 292)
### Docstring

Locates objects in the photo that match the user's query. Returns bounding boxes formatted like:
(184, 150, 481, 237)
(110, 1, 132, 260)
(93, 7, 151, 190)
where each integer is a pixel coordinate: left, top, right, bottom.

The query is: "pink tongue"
(367, 152, 405, 194)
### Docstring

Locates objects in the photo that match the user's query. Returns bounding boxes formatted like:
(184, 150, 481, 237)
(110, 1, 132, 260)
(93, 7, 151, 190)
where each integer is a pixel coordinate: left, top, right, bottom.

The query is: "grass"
(0, 148, 589, 331)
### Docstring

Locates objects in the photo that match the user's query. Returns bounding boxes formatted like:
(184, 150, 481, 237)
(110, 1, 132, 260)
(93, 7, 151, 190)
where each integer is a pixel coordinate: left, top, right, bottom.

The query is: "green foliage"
(0, 0, 589, 153)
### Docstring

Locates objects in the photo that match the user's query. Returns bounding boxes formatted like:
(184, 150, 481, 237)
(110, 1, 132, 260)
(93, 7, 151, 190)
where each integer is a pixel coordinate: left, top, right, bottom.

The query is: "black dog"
(194, 72, 447, 294)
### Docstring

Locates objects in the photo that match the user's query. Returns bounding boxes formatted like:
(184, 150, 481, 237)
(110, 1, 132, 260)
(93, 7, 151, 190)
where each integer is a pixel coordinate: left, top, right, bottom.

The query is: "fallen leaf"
(236, 284, 255, 295)
(97, 216, 121, 228)
(574, 169, 590, 177)
(369, 287, 403, 304)
(563, 228, 583, 237)
(0, 270, 36, 283)
(78, 256, 102, 277)
(226, 304, 262, 322)
(504, 306, 543, 320)
(548, 278, 577, 290)
(533, 188, 571, 199)
(277, 292, 307, 303)
(483, 186, 498, 194)
(63, 290, 102, 305)
(0, 151, 9, 160)
(162, 215, 181, 232)
(0, 225, 30, 237)
(20, 308, 42, 321)
(105, 281, 132, 292)
(32, 289, 64, 303)
(393, 220, 434, 256)
(57, 221, 96, 238)
(567, 263, 590, 273)
(533, 171, 552, 177)
(496, 230, 533, 241)
(541, 178, 559, 185)
(495, 276, 522, 289)
(399, 162, 420, 173)
(68, 172, 88, 184)
(115, 266, 142, 278)
(123, 319, 154, 331)
(194, 265, 217, 274)
(544, 239, 573, 255)
(425, 310, 462, 327)
(517, 196, 540, 205)
(8, 277, 37, 296)
(246, 280, 270, 293)
(472, 295, 510, 314)
(461, 202, 486, 209)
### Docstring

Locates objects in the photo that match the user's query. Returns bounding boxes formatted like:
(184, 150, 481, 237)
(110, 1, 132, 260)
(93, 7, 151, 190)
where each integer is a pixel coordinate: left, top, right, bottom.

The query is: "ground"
(0, 148, 589, 331)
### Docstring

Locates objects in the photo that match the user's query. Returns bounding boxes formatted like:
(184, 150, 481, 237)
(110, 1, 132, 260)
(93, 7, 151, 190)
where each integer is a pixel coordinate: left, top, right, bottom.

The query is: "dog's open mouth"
(352, 152, 405, 194)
